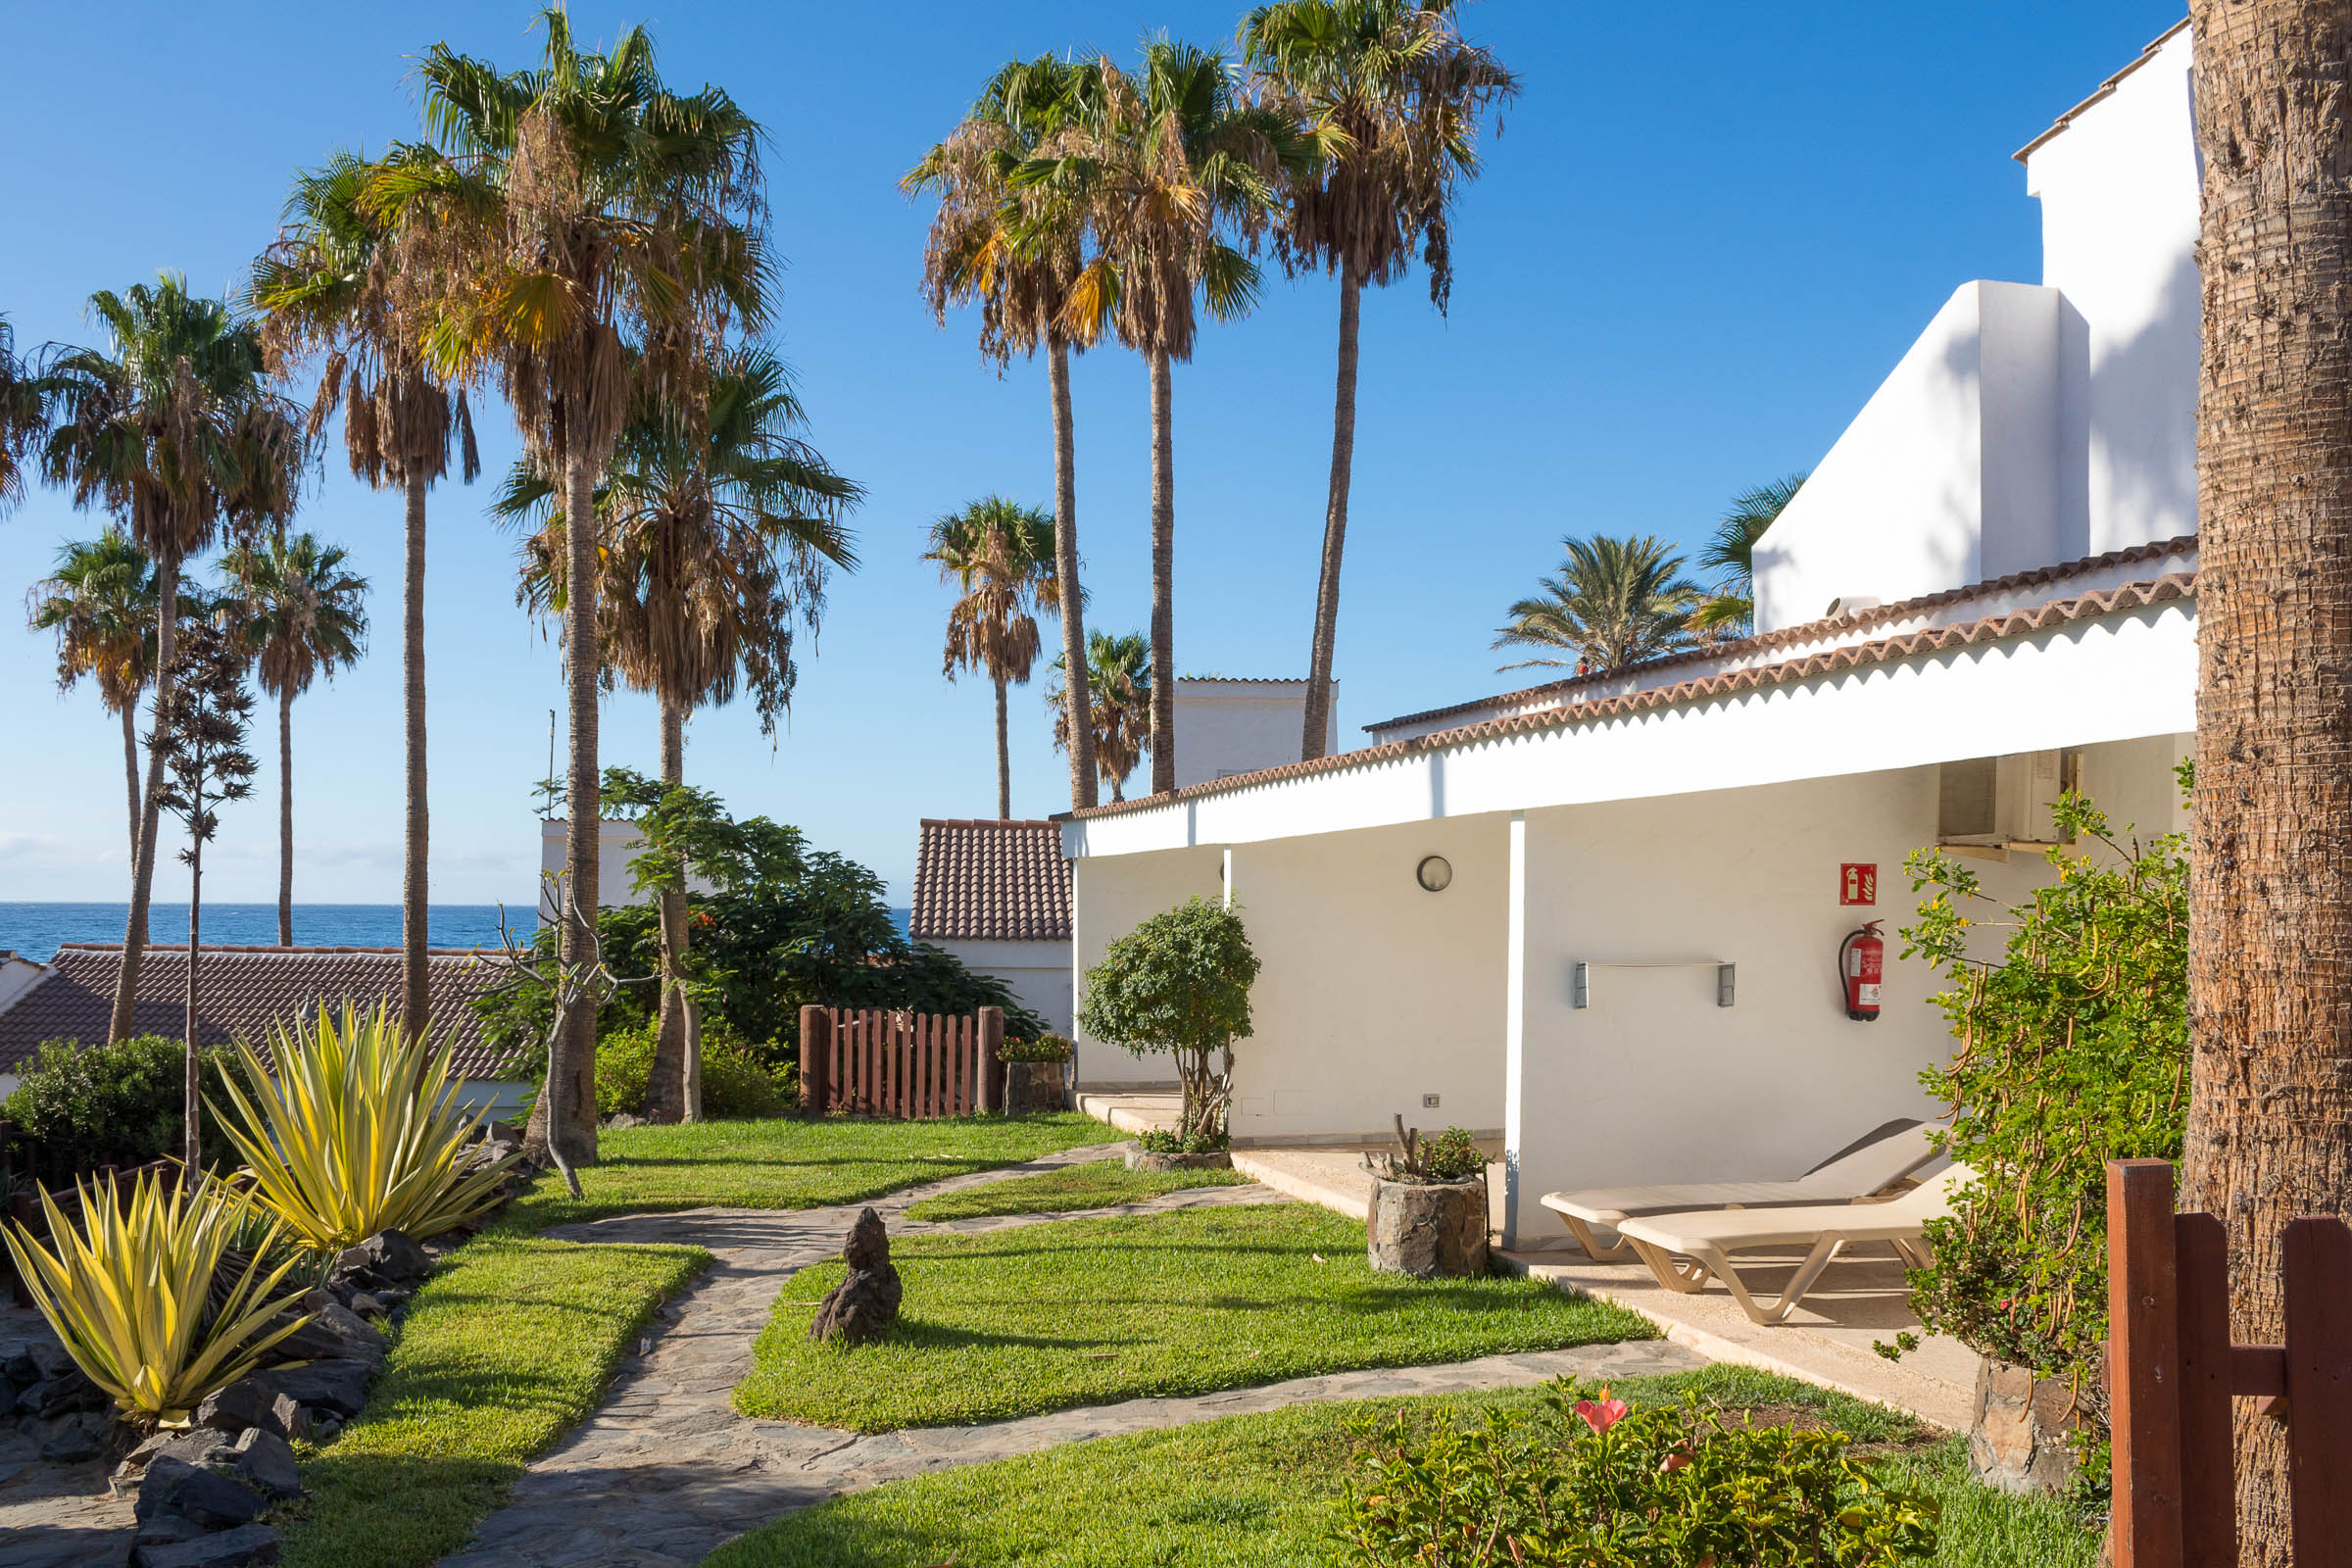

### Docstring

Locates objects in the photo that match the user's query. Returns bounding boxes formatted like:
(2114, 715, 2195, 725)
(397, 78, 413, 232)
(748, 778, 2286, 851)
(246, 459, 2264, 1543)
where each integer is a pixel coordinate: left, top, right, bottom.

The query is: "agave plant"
(0, 1170, 311, 1428)
(213, 1003, 518, 1251)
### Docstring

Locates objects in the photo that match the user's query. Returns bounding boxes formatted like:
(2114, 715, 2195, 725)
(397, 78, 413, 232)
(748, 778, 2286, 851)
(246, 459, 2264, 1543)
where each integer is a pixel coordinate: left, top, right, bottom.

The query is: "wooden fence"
(2108, 1157, 2352, 1568)
(798, 1004, 1005, 1119)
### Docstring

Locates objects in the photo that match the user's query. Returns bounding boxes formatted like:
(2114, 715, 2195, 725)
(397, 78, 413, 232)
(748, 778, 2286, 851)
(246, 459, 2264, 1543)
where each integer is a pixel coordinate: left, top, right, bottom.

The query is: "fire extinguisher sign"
(1840, 863, 1878, 906)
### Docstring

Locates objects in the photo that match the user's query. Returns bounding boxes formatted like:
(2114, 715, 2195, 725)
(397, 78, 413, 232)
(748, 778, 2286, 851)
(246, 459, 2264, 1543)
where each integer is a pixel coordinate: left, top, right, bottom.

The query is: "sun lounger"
(1610, 1164, 1975, 1326)
(1537, 1119, 1939, 1262)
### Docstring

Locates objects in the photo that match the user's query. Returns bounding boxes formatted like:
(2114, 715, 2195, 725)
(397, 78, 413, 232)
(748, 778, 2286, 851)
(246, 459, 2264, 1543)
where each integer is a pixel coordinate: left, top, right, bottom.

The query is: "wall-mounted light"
(1415, 855, 1452, 892)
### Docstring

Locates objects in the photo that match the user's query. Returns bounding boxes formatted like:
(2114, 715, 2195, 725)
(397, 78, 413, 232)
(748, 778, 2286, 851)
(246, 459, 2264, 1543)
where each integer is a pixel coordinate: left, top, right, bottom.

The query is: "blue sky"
(0, 0, 2186, 907)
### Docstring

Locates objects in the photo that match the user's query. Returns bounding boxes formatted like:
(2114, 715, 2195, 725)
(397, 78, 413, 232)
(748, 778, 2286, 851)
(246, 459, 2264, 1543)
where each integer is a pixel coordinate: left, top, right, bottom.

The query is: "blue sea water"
(0, 903, 914, 961)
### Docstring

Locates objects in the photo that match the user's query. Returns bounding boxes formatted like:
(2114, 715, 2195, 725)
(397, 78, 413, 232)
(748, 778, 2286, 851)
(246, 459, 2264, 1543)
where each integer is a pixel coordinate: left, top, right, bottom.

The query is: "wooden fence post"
(2109, 1158, 2186, 1568)
(2284, 1215, 2352, 1568)
(799, 1005, 831, 1114)
(2173, 1212, 2237, 1568)
(979, 1006, 1005, 1115)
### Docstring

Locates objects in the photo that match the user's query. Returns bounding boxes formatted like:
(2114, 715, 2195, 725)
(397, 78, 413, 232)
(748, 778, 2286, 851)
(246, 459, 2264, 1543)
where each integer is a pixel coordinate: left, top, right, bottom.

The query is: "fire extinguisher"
(1839, 921, 1885, 1022)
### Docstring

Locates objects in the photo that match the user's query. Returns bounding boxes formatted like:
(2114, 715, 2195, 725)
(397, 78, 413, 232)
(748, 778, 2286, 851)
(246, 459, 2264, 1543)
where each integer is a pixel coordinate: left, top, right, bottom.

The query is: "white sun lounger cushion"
(1537, 1120, 1938, 1231)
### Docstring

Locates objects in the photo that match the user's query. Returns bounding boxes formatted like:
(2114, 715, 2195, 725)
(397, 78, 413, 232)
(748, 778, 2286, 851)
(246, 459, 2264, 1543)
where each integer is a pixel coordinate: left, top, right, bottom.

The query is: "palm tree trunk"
(1299, 262, 1361, 762)
(110, 550, 177, 1045)
(1147, 346, 1176, 798)
(402, 472, 430, 1036)
(183, 821, 202, 1171)
(548, 441, 603, 1167)
(277, 687, 294, 948)
(647, 698, 692, 1124)
(1047, 329, 1098, 809)
(994, 674, 1012, 819)
(121, 703, 146, 947)
(2179, 5, 2352, 1558)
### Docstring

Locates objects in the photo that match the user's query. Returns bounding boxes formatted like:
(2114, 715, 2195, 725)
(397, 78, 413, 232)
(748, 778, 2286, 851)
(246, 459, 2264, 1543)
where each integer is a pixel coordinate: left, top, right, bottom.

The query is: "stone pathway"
(441, 1143, 1699, 1568)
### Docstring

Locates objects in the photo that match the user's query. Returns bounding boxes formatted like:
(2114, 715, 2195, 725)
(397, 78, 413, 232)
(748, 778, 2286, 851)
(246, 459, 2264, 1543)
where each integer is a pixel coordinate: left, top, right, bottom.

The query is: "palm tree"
(2180, 3, 2352, 1551)
(25, 530, 161, 894)
(907, 56, 1104, 812)
(38, 275, 305, 1044)
(378, 10, 769, 1167)
(1035, 39, 1305, 796)
(1690, 473, 1805, 640)
(250, 147, 479, 1036)
(498, 344, 858, 1122)
(220, 533, 368, 948)
(0, 316, 41, 516)
(1049, 629, 1151, 802)
(924, 497, 1059, 819)
(1242, 1, 1516, 762)
(1492, 534, 1701, 674)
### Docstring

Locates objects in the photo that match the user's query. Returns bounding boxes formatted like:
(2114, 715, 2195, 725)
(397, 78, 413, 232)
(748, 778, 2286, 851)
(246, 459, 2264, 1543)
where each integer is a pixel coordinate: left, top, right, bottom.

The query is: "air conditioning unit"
(1937, 751, 2080, 856)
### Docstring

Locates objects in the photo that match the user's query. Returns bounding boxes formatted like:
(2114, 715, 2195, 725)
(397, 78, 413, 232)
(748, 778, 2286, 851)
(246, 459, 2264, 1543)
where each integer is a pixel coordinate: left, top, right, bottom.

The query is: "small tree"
(1079, 897, 1259, 1144)
(153, 610, 258, 1170)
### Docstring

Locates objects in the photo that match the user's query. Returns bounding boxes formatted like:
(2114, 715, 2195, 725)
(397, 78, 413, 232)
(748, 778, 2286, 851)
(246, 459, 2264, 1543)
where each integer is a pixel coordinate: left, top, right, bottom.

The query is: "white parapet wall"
(1071, 844, 1223, 1087)
(927, 937, 1074, 1038)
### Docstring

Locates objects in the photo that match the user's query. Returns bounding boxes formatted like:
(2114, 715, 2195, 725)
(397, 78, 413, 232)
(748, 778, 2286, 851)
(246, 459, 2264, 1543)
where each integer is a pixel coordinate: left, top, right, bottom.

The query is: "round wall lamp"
(1415, 855, 1453, 893)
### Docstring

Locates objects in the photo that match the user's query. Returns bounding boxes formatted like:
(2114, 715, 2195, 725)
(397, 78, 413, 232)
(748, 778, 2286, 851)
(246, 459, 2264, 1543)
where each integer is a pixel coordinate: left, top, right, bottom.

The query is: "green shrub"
(1000, 1032, 1073, 1064)
(1138, 1126, 1229, 1155)
(594, 1020, 795, 1120)
(1080, 898, 1258, 1143)
(1897, 778, 2187, 1424)
(1, 1035, 236, 1186)
(1418, 1126, 1485, 1184)
(1330, 1378, 1938, 1567)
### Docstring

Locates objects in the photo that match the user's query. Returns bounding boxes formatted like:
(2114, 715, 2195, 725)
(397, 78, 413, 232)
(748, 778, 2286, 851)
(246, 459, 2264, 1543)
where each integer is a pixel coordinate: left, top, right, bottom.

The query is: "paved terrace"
(1076, 1089, 1977, 1432)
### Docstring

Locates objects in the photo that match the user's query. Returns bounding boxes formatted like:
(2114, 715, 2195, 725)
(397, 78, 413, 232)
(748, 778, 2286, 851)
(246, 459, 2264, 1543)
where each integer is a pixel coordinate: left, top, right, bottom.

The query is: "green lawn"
(273, 1112, 1110, 1568)
(706, 1365, 2101, 1568)
(903, 1156, 1252, 1220)
(737, 1201, 1653, 1431)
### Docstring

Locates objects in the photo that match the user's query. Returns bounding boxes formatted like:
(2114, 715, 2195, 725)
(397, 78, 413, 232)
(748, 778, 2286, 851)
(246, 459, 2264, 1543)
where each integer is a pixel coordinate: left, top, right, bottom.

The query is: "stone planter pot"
(1004, 1059, 1069, 1113)
(1123, 1142, 1234, 1173)
(1967, 1356, 2084, 1494)
(1367, 1176, 1489, 1279)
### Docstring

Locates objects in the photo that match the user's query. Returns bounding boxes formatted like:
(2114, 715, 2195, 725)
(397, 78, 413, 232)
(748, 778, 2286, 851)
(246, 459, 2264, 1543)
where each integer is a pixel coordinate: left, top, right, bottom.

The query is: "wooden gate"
(797, 1004, 1005, 1119)
(2107, 1157, 2352, 1568)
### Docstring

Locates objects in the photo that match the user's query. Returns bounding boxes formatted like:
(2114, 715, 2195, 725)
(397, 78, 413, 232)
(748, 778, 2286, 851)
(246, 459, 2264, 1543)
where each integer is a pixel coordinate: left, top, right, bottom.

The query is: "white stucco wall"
(2025, 25, 2200, 557)
(1070, 844, 1223, 1086)
(929, 937, 1074, 1037)
(1175, 680, 1337, 787)
(541, 818, 716, 910)
(1225, 816, 1509, 1145)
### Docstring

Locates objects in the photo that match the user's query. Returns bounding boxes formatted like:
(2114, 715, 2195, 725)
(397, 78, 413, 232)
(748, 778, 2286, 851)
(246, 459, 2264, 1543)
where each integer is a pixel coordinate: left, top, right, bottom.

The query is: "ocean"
(0, 903, 915, 962)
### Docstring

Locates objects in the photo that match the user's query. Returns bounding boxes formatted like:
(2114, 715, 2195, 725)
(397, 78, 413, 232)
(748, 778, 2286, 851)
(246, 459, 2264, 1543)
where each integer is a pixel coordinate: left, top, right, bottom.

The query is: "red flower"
(1574, 1393, 1629, 1436)
(1660, 1447, 1691, 1474)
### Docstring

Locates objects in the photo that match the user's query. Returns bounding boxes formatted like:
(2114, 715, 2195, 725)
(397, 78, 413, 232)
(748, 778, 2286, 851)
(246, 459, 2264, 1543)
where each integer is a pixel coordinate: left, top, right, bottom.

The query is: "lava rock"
(1, 1347, 41, 1386)
(37, 1407, 115, 1462)
(34, 1371, 111, 1418)
(195, 1379, 302, 1442)
(226, 1429, 302, 1500)
(807, 1207, 903, 1347)
(243, 1358, 372, 1419)
(133, 1523, 282, 1568)
(331, 1229, 431, 1291)
(266, 1295, 386, 1369)
(135, 1454, 265, 1530)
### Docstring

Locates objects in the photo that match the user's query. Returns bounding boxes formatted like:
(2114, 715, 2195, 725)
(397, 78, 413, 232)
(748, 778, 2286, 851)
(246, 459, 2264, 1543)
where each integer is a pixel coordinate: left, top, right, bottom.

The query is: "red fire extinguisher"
(1839, 921, 1884, 1022)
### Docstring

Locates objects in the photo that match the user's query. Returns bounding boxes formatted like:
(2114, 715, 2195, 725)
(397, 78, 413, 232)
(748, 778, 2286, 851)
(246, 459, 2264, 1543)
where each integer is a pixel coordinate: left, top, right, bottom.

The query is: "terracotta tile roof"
(0, 944, 514, 1078)
(1366, 535, 2198, 737)
(1067, 571, 2197, 821)
(909, 820, 1072, 942)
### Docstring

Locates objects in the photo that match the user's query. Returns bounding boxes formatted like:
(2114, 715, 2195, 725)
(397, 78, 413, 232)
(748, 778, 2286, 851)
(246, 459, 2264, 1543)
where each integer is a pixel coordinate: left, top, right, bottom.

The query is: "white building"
(908, 819, 1074, 1037)
(539, 817, 714, 910)
(1061, 22, 2200, 1252)
(1174, 677, 1337, 787)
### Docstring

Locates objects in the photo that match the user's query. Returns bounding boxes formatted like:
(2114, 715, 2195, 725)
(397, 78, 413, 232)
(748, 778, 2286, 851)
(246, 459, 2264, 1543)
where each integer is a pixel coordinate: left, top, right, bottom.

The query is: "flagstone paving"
(438, 1145, 1700, 1567)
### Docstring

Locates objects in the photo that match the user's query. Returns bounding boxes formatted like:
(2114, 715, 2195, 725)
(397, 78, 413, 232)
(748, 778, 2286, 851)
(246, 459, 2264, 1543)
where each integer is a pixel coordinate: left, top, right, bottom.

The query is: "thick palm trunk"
(1147, 347, 1176, 798)
(2180, 6, 2352, 1561)
(647, 699, 695, 1124)
(545, 442, 603, 1167)
(401, 472, 430, 1036)
(276, 687, 294, 948)
(994, 674, 1012, 819)
(121, 704, 146, 947)
(183, 832, 202, 1170)
(110, 551, 177, 1045)
(1047, 331, 1098, 809)
(1299, 262, 1361, 762)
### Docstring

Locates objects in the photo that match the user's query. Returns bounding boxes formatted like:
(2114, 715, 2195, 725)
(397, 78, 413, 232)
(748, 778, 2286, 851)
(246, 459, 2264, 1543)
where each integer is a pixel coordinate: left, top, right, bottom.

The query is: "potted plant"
(998, 1033, 1073, 1113)
(1363, 1118, 1489, 1278)
(1079, 897, 1259, 1173)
